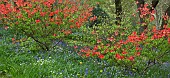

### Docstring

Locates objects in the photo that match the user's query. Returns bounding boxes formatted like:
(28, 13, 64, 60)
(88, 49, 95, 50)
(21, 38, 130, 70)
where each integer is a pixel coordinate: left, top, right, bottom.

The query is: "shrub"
(76, 2, 170, 75)
(0, 0, 94, 51)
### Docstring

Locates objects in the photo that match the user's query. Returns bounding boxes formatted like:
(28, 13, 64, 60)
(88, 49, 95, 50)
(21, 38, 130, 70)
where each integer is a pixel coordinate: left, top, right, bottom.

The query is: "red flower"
(35, 19, 41, 23)
(128, 56, 134, 61)
(93, 45, 98, 50)
(162, 14, 169, 21)
(140, 32, 147, 40)
(4, 26, 9, 30)
(55, 9, 60, 14)
(106, 44, 110, 47)
(40, 12, 46, 16)
(74, 46, 78, 49)
(55, 21, 61, 25)
(136, 52, 141, 56)
(90, 16, 97, 21)
(122, 51, 127, 55)
(49, 0, 55, 4)
(86, 53, 90, 57)
(31, 9, 37, 15)
(114, 31, 119, 36)
(98, 54, 104, 59)
(135, 1, 139, 4)
(91, 30, 96, 34)
(150, 15, 155, 22)
(15, 0, 24, 7)
(121, 32, 125, 36)
(12, 38, 15, 41)
(132, 31, 137, 35)
(151, 9, 156, 15)
(70, 25, 74, 29)
(92, 52, 100, 56)
(107, 37, 114, 42)
(115, 53, 124, 60)
(43, 1, 51, 7)
(53, 34, 56, 36)
(88, 7, 93, 12)
(127, 31, 140, 42)
(49, 12, 54, 16)
(115, 43, 122, 49)
(109, 50, 114, 52)
(119, 40, 124, 44)
(152, 34, 158, 40)
(63, 30, 72, 35)
(152, 26, 157, 33)
(75, 22, 81, 28)
(97, 39, 102, 43)
(136, 47, 142, 51)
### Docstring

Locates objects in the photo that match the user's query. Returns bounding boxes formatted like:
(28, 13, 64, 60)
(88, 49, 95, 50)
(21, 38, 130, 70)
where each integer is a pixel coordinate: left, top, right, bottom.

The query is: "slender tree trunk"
(136, 0, 145, 33)
(137, 0, 159, 33)
(151, 0, 159, 29)
(115, 0, 122, 25)
(161, 6, 170, 29)
(151, 0, 159, 11)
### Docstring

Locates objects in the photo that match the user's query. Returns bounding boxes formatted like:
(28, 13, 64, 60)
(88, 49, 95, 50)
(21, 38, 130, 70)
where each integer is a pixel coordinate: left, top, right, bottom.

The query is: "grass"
(0, 45, 116, 78)
(0, 41, 170, 78)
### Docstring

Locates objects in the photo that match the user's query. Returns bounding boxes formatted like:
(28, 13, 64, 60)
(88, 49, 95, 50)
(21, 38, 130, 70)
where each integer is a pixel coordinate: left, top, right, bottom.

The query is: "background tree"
(115, 0, 122, 25)
(136, 0, 170, 32)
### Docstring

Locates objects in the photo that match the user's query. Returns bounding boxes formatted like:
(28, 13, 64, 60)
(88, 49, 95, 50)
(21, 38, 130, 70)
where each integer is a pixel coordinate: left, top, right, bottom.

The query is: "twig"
(142, 50, 170, 74)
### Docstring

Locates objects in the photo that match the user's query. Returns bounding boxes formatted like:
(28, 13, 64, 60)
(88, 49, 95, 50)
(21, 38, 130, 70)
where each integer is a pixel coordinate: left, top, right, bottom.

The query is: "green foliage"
(0, 0, 170, 77)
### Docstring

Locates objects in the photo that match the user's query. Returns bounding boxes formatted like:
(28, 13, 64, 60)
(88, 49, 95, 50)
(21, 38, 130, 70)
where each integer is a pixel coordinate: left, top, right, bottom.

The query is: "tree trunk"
(115, 0, 122, 25)
(151, 0, 159, 11)
(161, 6, 170, 29)
(137, 0, 159, 33)
(136, 0, 146, 33)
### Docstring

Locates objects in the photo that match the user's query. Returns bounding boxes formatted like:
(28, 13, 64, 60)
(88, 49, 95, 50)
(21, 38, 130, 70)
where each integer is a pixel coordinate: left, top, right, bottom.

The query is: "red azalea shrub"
(0, 0, 94, 50)
(76, 2, 170, 74)
(77, 25, 170, 74)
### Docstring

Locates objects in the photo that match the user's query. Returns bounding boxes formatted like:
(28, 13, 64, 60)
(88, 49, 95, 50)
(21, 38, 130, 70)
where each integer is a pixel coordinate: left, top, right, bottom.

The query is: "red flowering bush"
(0, 0, 93, 50)
(75, 2, 170, 74)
